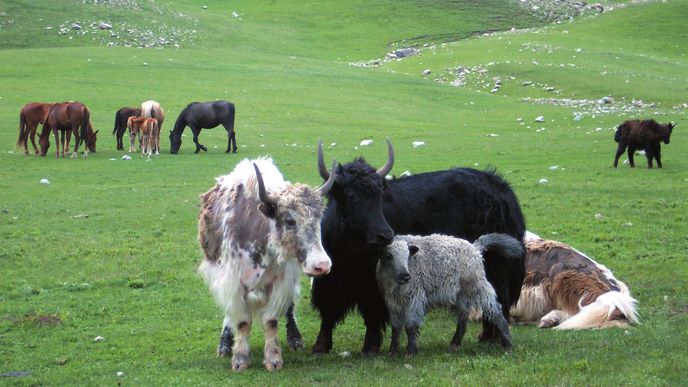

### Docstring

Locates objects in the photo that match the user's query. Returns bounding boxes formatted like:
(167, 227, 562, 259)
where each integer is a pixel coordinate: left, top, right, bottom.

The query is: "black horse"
(112, 107, 141, 151)
(169, 101, 236, 154)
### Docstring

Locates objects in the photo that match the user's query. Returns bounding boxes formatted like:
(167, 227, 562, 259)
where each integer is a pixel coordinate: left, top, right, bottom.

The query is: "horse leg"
(53, 129, 60, 158)
(627, 147, 636, 168)
(30, 125, 40, 154)
(129, 130, 136, 153)
(60, 130, 66, 157)
(71, 128, 81, 159)
(191, 127, 207, 153)
(613, 143, 626, 168)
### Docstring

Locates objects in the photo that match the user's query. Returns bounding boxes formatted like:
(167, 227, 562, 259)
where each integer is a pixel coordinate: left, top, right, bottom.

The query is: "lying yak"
(613, 119, 675, 168)
(508, 231, 639, 329)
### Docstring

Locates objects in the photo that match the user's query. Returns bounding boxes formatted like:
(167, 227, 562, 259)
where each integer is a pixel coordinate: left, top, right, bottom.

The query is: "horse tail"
(112, 110, 120, 135)
(17, 110, 28, 148)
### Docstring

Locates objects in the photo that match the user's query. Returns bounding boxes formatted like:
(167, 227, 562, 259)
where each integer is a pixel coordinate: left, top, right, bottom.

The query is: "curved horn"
(317, 139, 330, 180)
(253, 163, 278, 207)
(315, 159, 337, 196)
(376, 139, 395, 177)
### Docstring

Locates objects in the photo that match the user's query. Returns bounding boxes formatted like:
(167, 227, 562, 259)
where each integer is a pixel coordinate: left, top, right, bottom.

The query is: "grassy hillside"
(1, 0, 686, 385)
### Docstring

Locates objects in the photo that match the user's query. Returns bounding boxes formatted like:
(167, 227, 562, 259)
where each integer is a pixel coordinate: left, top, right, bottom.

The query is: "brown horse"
(17, 102, 53, 155)
(39, 102, 98, 158)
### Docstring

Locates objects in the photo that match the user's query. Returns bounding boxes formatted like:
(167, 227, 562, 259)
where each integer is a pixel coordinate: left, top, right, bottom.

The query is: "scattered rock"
(339, 351, 351, 358)
(98, 22, 112, 30)
(534, 116, 545, 122)
(72, 23, 81, 30)
(389, 47, 418, 59)
(422, 69, 431, 76)
(360, 139, 373, 146)
(404, 364, 413, 370)
(94, 336, 105, 342)
(399, 170, 412, 178)
(40, 178, 50, 185)
(121, 155, 132, 160)
(117, 371, 124, 377)
(538, 178, 548, 185)
(412, 141, 425, 148)
(594, 213, 604, 220)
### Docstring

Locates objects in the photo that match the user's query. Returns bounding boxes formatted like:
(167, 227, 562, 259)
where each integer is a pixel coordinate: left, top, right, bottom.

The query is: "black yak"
(613, 119, 675, 168)
(310, 140, 526, 354)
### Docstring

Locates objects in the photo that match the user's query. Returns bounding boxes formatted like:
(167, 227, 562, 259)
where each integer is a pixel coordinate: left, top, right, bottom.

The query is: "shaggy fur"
(376, 233, 523, 355)
(509, 232, 639, 329)
(613, 119, 675, 168)
(197, 158, 332, 372)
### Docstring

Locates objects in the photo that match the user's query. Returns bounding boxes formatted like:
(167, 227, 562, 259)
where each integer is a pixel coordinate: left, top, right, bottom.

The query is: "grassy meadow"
(1, 0, 687, 384)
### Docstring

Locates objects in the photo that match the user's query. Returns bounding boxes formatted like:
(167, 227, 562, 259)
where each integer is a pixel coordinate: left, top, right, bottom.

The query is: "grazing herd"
(16, 99, 234, 158)
(14, 99, 670, 372)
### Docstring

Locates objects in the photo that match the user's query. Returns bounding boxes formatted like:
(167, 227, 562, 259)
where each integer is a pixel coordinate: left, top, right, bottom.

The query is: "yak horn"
(317, 139, 330, 180)
(315, 159, 337, 196)
(253, 163, 278, 207)
(375, 139, 395, 177)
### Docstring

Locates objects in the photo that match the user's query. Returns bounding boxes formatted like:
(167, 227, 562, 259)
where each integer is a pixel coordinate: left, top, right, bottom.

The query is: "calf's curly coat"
(376, 233, 523, 355)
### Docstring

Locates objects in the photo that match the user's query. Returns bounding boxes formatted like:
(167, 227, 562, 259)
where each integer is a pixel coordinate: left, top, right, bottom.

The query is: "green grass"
(1, 0, 687, 385)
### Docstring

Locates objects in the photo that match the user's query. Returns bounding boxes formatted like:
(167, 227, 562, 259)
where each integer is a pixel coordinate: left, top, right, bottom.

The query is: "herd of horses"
(16, 100, 236, 158)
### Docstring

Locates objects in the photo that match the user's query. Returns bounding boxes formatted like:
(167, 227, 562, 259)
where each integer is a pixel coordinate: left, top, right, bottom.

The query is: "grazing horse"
(17, 102, 53, 155)
(39, 102, 98, 158)
(169, 101, 236, 154)
(112, 107, 141, 150)
(141, 100, 164, 152)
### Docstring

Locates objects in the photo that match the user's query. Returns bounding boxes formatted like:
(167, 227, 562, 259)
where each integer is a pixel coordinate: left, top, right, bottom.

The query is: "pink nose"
(310, 262, 331, 276)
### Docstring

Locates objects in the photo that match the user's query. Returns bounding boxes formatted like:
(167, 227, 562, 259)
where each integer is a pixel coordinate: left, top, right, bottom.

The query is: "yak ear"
(257, 203, 276, 219)
(94, 130, 99, 135)
(408, 245, 419, 257)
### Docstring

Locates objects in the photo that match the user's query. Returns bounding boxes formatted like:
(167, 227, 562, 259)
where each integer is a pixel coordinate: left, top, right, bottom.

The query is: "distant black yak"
(613, 119, 675, 168)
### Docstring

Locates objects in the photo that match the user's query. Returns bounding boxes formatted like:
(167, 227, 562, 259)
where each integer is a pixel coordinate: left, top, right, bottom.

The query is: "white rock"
(399, 170, 412, 177)
(232, 11, 240, 18)
(422, 69, 431, 75)
(117, 371, 124, 377)
(487, 133, 498, 137)
(330, 143, 337, 147)
(404, 364, 413, 370)
(94, 336, 105, 342)
(109, 158, 116, 161)
(412, 141, 425, 148)
(98, 22, 112, 30)
(359, 139, 373, 146)
(534, 116, 545, 122)
(40, 178, 50, 185)
(202, 5, 208, 9)
(260, 144, 265, 148)
(594, 213, 604, 220)
(548, 165, 559, 170)
(538, 178, 548, 185)
(339, 351, 351, 358)
(623, 222, 633, 227)
(121, 155, 132, 160)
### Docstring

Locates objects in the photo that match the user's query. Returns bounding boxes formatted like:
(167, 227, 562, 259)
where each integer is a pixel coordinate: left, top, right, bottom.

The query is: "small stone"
(117, 371, 124, 377)
(549, 165, 559, 170)
(40, 178, 50, 185)
(538, 178, 548, 185)
(422, 69, 431, 76)
(339, 351, 351, 358)
(94, 336, 105, 342)
(534, 116, 545, 122)
(412, 141, 425, 148)
(404, 364, 413, 370)
(121, 155, 132, 160)
(360, 139, 373, 146)
(594, 213, 604, 220)
(399, 170, 412, 177)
